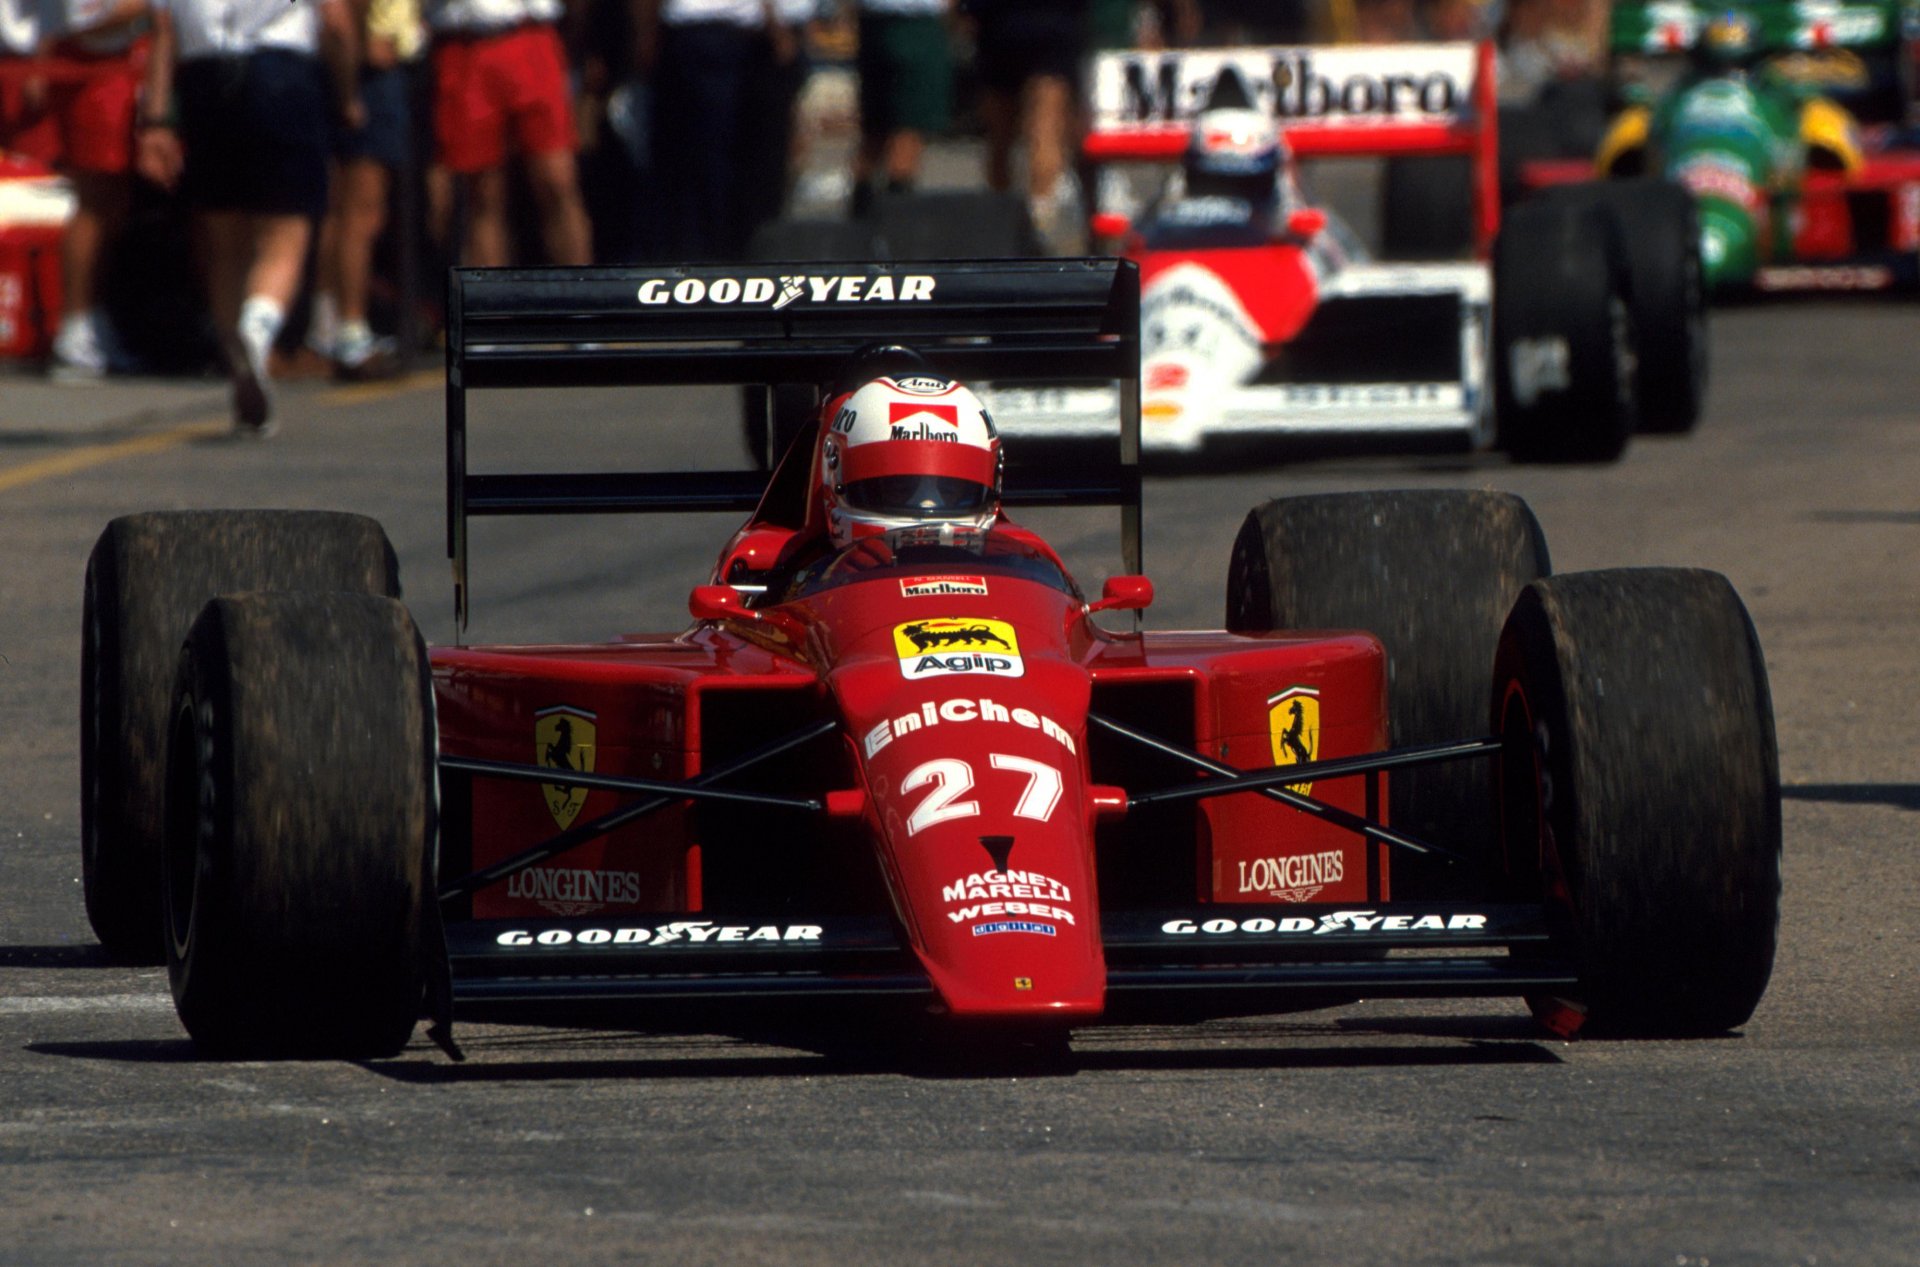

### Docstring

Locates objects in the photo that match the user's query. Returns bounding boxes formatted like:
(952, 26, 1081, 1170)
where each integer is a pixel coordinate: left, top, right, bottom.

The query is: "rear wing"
(1611, 0, 1909, 56)
(445, 258, 1141, 630)
(1084, 42, 1501, 253)
(1609, 0, 1919, 124)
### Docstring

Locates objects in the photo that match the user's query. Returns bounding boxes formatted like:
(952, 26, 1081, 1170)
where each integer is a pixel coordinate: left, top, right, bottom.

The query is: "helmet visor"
(842, 475, 994, 519)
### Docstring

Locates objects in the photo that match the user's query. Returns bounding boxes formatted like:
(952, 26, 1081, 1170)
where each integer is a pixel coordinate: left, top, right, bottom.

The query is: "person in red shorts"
(0, 0, 150, 378)
(425, 0, 590, 266)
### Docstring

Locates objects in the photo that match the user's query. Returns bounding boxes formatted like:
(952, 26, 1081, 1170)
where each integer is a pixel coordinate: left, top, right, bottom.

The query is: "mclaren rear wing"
(445, 258, 1142, 629)
(1084, 41, 1501, 255)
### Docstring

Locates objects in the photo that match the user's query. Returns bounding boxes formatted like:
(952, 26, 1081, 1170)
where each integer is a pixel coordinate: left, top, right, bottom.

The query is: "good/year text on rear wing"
(445, 258, 1142, 631)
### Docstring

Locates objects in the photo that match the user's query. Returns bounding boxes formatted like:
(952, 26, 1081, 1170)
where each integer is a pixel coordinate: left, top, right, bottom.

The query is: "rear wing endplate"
(446, 258, 1142, 631)
(1084, 42, 1500, 253)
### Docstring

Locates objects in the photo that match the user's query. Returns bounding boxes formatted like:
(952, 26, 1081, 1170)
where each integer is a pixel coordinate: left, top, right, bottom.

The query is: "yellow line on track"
(318, 368, 440, 407)
(0, 417, 229, 495)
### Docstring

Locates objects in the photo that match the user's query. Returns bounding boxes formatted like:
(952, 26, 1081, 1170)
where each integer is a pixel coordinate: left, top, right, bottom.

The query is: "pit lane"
(0, 300, 1913, 1263)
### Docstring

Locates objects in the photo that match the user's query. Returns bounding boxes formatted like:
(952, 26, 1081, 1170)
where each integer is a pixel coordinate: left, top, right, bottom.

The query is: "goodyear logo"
(1267, 686, 1319, 795)
(893, 618, 1023, 680)
(535, 706, 596, 829)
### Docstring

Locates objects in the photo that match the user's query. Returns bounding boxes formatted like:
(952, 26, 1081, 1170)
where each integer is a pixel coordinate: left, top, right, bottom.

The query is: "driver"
(816, 369, 1002, 550)
(714, 347, 1049, 598)
(1182, 106, 1295, 208)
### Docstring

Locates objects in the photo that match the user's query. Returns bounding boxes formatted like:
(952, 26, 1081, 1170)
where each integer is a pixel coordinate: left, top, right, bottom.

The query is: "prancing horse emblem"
(535, 706, 597, 829)
(1267, 686, 1321, 796)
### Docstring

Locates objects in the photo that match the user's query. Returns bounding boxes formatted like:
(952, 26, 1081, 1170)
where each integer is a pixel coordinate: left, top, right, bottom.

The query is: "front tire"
(82, 511, 400, 963)
(164, 593, 435, 1058)
(1493, 569, 1780, 1036)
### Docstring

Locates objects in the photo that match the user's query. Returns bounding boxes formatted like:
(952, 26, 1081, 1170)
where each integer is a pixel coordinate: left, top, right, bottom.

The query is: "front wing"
(445, 903, 1574, 1026)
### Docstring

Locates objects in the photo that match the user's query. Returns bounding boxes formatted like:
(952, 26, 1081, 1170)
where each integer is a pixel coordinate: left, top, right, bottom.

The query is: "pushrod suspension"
(437, 717, 839, 901)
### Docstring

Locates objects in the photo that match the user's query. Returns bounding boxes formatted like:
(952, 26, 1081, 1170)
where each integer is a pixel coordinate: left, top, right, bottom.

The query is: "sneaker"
(1030, 172, 1088, 256)
(50, 314, 109, 382)
(232, 300, 281, 436)
(333, 325, 401, 382)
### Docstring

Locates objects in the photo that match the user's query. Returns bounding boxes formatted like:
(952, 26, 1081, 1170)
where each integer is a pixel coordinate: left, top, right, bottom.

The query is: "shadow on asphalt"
(27, 1025, 1561, 1079)
(1783, 782, 1920, 810)
(0, 943, 121, 969)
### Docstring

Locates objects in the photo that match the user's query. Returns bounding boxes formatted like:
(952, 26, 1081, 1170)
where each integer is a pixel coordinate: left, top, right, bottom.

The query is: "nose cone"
(1696, 201, 1758, 292)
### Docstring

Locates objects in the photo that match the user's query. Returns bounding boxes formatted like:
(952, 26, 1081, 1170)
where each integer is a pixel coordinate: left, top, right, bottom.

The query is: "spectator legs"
(460, 167, 512, 269)
(523, 148, 591, 267)
(196, 209, 310, 433)
(1022, 75, 1074, 208)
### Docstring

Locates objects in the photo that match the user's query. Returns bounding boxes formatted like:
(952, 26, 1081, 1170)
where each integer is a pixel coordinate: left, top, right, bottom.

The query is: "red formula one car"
(79, 261, 1781, 1059)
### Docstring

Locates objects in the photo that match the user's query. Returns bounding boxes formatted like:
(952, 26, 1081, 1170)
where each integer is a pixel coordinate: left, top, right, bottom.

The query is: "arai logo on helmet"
(891, 375, 953, 395)
(635, 274, 938, 311)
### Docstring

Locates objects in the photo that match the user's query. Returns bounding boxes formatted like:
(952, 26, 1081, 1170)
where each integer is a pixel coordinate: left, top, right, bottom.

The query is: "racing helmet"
(1695, 9, 1759, 70)
(818, 371, 1002, 549)
(1184, 107, 1290, 203)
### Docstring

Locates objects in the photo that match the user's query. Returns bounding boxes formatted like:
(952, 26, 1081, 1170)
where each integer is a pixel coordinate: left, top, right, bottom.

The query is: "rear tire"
(82, 511, 400, 963)
(164, 593, 434, 1058)
(1578, 179, 1708, 433)
(1227, 491, 1550, 891)
(1494, 194, 1636, 462)
(870, 190, 1040, 259)
(1492, 569, 1780, 1036)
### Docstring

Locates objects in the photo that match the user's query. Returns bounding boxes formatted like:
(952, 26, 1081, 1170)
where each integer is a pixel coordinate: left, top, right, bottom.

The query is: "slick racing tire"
(870, 190, 1040, 260)
(1226, 491, 1550, 895)
(1577, 179, 1708, 434)
(81, 511, 400, 964)
(164, 593, 434, 1058)
(1492, 569, 1780, 1037)
(1493, 194, 1636, 463)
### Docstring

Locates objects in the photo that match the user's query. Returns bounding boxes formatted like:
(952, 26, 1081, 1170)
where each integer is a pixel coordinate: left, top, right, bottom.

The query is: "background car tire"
(1226, 490, 1550, 894)
(164, 592, 434, 1058)
(1494, 194, 1636, 462)
(870, 190, 1041, 260)
(81, 511, 401, 964)
(1492, 569, 1780, 1036)
(1576, 179, 1708, 434)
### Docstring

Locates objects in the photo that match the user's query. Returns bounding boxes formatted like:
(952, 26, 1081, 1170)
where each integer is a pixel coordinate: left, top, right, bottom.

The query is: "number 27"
(900, 755, 1063, 837)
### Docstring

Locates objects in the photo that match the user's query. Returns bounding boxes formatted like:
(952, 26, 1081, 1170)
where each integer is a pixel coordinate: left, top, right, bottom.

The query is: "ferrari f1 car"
(1526, 0, 1920, 295)
(979, 41, 1707, 458)
(79, 260, 1780, 1059)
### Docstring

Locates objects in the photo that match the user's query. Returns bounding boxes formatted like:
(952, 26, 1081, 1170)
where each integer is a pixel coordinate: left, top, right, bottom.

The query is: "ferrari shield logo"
(535, 706, 596, 829)
(1268, 686, 1320, 795)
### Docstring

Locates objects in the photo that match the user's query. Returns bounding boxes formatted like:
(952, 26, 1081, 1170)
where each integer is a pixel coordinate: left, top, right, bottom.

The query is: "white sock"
(309, 292, 338, 353)
(238, 295, 284, 374)
(57, 309, 96, 341)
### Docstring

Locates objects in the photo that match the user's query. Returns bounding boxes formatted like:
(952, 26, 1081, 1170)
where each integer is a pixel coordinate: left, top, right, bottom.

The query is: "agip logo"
(893, 618, 1023, 680)
(1267, 686, 1320, 794)
(535, 706, 596, 828)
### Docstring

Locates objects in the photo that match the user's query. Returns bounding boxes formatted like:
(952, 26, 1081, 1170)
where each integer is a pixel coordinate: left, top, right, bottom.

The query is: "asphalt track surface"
(0, 301, 1915, 1265)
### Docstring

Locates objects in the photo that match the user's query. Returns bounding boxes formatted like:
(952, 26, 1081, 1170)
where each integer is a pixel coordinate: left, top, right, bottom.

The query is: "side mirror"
(1087, 575, 1154, 614)
(1286, 207, 1327, 239)
(689, 585, 747, 623)
(691, 584, 808, 646)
